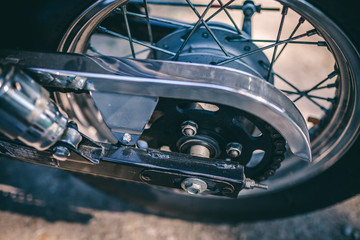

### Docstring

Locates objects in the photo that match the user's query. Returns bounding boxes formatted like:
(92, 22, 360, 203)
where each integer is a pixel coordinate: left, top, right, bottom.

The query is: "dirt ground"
(0, 157, 359, 240)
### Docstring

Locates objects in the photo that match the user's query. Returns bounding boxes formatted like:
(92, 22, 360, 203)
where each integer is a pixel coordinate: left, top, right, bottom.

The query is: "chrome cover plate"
(0, 50, 311, 161)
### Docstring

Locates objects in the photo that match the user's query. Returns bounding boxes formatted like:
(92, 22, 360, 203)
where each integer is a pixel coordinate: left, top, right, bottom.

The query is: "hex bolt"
(122, 133, 132, 144)
(52, 145, 71, 161)
(181, 120, 198, 136)
(226, 142, 243, 158)
(181, 178, 207, 195)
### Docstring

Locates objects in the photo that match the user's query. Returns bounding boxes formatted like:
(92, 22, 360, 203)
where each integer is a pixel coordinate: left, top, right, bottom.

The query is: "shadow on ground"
(0, 157, 136, 223)
(1, 158, 360, 240)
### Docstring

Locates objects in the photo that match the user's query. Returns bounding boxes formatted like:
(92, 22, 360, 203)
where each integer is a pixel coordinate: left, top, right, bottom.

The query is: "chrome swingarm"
(0, 50, 311, 197)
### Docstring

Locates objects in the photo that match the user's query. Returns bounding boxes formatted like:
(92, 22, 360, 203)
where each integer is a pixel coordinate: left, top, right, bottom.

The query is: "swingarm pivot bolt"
(181, 120, 198, 136)
(181, 178, 207, 195)
(226, 142, 242, 158)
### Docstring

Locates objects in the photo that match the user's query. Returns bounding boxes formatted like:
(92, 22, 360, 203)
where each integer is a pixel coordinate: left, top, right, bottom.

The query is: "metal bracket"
(0, 137, 244, 198)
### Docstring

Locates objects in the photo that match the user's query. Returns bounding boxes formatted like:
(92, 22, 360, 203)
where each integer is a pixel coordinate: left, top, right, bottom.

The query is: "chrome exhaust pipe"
(0, 65, 68, 150)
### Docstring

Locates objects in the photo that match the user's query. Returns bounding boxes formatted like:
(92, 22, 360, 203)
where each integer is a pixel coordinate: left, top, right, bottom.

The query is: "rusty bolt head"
(181, 120, 198, 136)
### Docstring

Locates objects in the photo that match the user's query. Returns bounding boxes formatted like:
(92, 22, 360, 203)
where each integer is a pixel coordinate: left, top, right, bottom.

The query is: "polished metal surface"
(0, 137, 245, 198)
(189, 145, 211, 158)
(21, 53, 311, 162)
(181, 178, 208, 195)
(59, 127, 83, 149)
(52, 145, 71, 161)
(56, 0, 360, 194)
(155, 25, 269, 79)
(91, 92, 158, 143)
(0, 65, 68, 150)
(57, 0, 127, 144)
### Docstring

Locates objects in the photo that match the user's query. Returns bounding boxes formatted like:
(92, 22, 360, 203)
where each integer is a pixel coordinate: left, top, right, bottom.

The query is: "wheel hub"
(154, 25, 272, 81)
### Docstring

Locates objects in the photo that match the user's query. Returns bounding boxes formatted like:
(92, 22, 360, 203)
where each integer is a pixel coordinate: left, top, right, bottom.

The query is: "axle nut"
(181, 178, 207, 195)
(181, 120, 198, 136)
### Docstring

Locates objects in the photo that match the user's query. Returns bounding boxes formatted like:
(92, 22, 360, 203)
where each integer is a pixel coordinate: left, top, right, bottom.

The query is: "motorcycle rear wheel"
(1, 0, 359, 220)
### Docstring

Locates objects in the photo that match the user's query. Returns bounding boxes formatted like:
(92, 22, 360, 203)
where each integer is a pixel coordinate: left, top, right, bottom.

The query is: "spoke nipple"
(281, 6, 288, 15)
(307, 29, 318, 36)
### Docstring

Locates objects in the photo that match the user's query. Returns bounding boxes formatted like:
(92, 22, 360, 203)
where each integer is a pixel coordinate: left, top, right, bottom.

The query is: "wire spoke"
(293, 71, 338, 102)
(98, 26, 176, 56)
(306, 95, 335, 102)
(216, 29, 317, 65)
(291, 91, 329, 111)
(185, 0, 231, 57)
(121, 5, 136, 58)
(205, 0, 235, 23)
(123, 48, 150, 58)
(121, 10, 192, 28)
(259, 61, 302, 93)
(173, 0, 215, 60)
(266, 6, 288, 80)
(88, 45, 106, 56)
(309, 83, 337, 91)
(274, 17, 305, 63)
(274, 72, 302, 93)
(281, 89, 300, 95)
(129, 0, 280, 11)
(143, 0, 154, 45)
(227, 38, 327, 46)
(304, 97, 329, 112)
(215, 0, 241, 33)
(282, 89, 335, 103)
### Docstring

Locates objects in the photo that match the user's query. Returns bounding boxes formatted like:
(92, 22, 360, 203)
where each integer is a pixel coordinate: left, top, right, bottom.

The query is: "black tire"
(0, 0, 359, 221)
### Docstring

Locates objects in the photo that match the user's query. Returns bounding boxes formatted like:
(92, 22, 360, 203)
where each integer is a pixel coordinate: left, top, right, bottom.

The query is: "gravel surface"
(0, 158, 359, 240)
